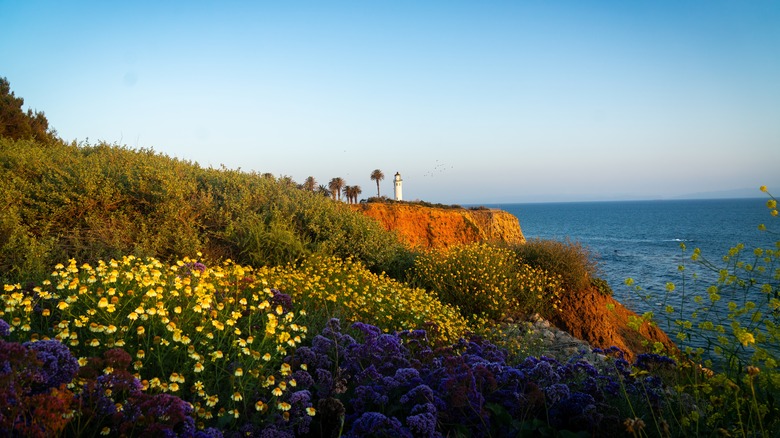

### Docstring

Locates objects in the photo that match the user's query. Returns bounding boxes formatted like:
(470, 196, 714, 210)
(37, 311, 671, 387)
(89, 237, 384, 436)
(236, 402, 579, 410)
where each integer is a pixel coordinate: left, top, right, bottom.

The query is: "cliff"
(351, 202, 525, 248)
(352, 201, 677, 360)
(551, 286, 679, 361)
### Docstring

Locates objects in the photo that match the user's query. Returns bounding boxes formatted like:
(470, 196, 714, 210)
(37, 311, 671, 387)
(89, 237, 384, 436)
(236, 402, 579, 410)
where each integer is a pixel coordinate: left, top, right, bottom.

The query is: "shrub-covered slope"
(0, 138, 409, 282)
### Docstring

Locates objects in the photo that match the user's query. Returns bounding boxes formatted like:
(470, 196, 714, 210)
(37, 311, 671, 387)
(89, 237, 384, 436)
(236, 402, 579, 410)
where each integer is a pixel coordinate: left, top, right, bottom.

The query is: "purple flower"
(270, 289, 293, 312)
(634, 353, 677, 370)
(23, 339, 79, 392)
(347, 412, 412, 438)
(406, 412, 438, 437)
(548, 392, 602, 432)
(291, 369, 314, 389)
(544, 383, 571, 405)
(314, 368, 334, 398)
(400, 384, 435, 405)
(0, 319, 10, 338)
(259, 427, 294, 438)
(194, 428, 223, 438)
(393, 368, 422, 386)
(526, 360, 561, 385)
(352, 385, 389, 412)
(132, 393, 195, 437)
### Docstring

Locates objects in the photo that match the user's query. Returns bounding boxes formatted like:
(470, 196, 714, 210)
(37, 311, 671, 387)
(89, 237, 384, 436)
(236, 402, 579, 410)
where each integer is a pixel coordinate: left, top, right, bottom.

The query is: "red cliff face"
(351, 203, 525, 248)
(551, 286, 679, 361)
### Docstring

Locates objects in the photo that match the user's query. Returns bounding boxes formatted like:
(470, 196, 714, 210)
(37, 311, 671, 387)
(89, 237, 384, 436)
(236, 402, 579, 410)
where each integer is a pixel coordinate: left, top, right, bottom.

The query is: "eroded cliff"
(351, 202, 525, 248)
(352, 201, 676, 360)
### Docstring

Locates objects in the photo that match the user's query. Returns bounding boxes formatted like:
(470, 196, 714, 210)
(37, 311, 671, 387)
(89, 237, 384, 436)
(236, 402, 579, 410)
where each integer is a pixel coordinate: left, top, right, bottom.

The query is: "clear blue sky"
(2, 1, 779, 204)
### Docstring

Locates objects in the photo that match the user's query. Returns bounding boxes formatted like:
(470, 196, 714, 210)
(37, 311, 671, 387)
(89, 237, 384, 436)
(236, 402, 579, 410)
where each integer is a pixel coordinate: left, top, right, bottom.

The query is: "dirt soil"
(550, 285, 678, 361)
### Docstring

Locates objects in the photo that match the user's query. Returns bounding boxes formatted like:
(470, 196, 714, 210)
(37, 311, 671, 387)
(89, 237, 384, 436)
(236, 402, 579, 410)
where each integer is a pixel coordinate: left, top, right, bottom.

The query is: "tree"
(328, 177, 345, 201)
(343, 185, 353, 204)
(303, 176, 317, 192)
(0, 77, 57, 142)
(342, 185, 362, 204)
(353, 185, 362, 204)
(316, 185, 331, 197)
(370, 169, 384, 197)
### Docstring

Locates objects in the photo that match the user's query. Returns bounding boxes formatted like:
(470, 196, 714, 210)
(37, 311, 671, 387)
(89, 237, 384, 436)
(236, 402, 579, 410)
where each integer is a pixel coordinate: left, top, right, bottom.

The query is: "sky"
(2, 1, 779, 204)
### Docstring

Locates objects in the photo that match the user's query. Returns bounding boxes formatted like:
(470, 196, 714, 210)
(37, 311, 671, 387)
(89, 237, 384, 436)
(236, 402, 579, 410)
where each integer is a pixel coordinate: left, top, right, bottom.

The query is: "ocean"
(479, 197, 776, 354)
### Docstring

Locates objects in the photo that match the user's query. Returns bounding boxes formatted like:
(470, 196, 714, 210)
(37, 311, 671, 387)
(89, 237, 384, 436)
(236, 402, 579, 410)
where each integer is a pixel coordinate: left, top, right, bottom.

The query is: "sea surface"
(478, 198, 777, 353)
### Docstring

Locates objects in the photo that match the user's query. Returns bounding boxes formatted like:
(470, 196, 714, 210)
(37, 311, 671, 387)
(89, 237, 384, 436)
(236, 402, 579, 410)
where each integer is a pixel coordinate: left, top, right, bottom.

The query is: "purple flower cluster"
(0, 338, 78, 435)
(0, 339, 205, 436)
(277, 319, 674, 437)
(23, 339, 80, 393)
(75, 348, 202, 437)
(0, 315, 678, 436)
(0, 318, 10, 338)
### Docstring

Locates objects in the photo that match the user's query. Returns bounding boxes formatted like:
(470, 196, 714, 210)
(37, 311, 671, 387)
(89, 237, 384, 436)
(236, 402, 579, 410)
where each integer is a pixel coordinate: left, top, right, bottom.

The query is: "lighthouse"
(393, 172, 403, 201)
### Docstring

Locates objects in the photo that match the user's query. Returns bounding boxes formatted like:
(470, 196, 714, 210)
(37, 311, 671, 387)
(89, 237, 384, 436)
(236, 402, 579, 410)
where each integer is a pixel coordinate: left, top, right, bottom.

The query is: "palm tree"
(342, 185, 362, 204)
(353, 185, 362, 203)
(316, 185, 330, 197)
(370, 169, 384, 197)
(303, 176, 317, 191)
(343, 185, 353, 204)
(328, 177, 345, 201)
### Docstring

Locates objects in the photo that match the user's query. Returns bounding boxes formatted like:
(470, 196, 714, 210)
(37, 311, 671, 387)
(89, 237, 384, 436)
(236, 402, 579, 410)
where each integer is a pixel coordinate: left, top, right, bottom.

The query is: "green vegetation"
(0, 77, 58, 143)
(514, 237, 599, 293)
(0, 137, 409, 283)
(410, 243, 564, 321)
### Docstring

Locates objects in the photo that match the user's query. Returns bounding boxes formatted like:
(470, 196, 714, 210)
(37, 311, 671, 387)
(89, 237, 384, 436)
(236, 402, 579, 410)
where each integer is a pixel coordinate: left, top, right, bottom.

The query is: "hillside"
(351, 202, 525, 248)
(0, 137, 409, 282)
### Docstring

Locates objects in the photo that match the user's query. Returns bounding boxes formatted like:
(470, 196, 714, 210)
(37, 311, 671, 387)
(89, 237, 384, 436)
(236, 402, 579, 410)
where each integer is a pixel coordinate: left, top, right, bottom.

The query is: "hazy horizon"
(2, 1, 778, 204)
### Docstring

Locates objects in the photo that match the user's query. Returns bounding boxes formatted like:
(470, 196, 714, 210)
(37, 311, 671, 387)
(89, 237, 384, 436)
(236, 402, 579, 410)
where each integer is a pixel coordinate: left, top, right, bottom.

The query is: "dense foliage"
(0, 77, 58, 143)
(0, 137, 409, 282)
(410, 243, 564, 321)
(513, 238, 600, 293)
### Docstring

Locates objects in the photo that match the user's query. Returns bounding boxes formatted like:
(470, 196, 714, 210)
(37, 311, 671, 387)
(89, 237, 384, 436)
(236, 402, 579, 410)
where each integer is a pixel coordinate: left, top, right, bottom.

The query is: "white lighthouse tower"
(393, 172, 403, 201)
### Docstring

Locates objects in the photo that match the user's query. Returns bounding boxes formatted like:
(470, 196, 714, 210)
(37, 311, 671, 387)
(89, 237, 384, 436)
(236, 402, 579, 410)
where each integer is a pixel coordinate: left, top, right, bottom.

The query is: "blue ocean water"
(479, 198, 776, 351)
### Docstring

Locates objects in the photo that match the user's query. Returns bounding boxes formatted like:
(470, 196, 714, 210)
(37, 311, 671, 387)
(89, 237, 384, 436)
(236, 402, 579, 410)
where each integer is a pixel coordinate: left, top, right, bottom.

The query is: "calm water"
(478, 198, 775, 353)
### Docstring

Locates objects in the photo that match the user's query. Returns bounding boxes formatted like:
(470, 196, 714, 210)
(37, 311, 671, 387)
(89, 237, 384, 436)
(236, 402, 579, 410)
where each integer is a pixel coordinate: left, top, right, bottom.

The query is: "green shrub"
(591, 276, 613, 296)
(512, 238, 597, 293)
(410, 243, 563, 321)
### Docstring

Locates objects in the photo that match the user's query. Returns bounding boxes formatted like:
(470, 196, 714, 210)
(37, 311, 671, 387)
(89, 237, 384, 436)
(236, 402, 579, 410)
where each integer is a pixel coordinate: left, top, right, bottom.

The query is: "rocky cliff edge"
(351, 202, 525, 248)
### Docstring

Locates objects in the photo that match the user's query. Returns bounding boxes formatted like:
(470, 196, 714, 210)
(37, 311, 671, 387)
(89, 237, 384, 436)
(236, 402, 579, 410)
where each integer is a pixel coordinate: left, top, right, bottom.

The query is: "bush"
(512, 238, 598, 293)
(410, 243, 564, 321)
(263, 255, 470, 346)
